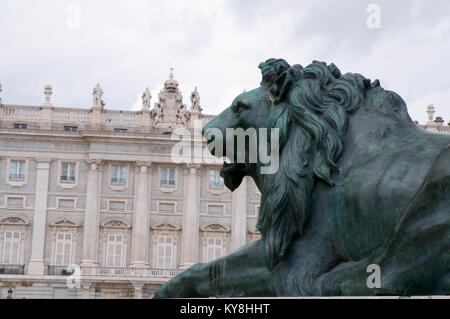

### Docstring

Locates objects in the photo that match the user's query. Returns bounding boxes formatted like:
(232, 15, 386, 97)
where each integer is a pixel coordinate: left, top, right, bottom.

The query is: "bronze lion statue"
(155, 59, 450, 297)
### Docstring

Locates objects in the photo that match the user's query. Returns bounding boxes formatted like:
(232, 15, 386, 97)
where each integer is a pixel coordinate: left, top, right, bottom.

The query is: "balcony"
(0, 264, 25, 275)
(81, 267, 183, 279)
(149, 268, 183, 278)
(47, 265, 74, 276)
(0, 264, 183, 280)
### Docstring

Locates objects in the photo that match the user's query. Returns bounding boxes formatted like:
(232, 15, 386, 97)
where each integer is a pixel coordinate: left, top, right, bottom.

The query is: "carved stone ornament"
(50, 217, 80, 227)
(200, 223, 230, 232)
(151, 69, 189, 129)
(151, 220, 180, 231)
(101, 219, 130, 229)
(0, 215, 29, 225)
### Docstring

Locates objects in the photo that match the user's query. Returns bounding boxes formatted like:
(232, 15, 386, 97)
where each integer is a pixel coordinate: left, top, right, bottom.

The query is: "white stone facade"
(0, 73, 261, 299)
(416, 104, 450, 135)
(0, 73, 447, 298)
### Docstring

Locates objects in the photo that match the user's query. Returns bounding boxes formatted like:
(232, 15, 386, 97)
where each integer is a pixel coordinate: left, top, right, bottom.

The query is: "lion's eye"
(235, 101, 250, 112)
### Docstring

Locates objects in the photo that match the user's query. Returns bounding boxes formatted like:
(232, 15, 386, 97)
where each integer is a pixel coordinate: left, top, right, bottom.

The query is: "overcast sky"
(0, 0, 449, 124)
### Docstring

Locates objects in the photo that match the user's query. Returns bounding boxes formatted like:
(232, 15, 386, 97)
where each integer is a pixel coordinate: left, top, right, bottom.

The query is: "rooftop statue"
(92, 83, 104, 109)
(142, 87, 152, 111)
(155, 59, 450, 297)
(190, 86, 202, 113)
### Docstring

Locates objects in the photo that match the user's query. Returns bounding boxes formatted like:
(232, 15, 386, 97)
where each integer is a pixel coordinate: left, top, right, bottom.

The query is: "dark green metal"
(155, 59, 450, 297)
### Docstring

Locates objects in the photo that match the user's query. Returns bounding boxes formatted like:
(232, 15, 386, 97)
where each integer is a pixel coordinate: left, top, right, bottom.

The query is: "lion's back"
(332, 137, 449, 260)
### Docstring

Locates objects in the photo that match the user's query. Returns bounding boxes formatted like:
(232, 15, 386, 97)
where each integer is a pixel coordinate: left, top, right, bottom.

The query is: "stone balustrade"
(80, 267, 182, 279)
(1, 104, 42, 120)
(0, 103, 214, 132)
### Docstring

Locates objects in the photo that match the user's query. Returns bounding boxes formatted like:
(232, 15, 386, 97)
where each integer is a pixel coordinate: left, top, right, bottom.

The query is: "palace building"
(0, 73, 447, 299)
(0, 72, 261, 299)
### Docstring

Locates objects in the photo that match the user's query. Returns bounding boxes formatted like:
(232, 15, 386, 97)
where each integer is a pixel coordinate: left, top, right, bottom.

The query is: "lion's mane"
(257, 60, 373, 269)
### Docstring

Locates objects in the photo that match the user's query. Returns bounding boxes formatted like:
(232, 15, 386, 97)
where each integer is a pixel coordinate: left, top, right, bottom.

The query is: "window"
(206, 238, 223, 262)
(111, 165, 126, 185)
(2, 231, 21, 264)
(160, 167, 175, 187)
(60, 162, 76, 184)
(9, 160, 26, 181)
(13, 123, 27, 129)
(64, 126, 78, 132)
(156, 235, 173, 268)
(54, 232, 72, 265)
(114, 128, 128, 133)
(209, 169, 224, 189)
(106, 234, 123, 267)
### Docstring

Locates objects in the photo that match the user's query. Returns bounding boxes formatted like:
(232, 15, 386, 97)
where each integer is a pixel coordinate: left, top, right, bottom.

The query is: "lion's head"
(202, 58, 409, 269)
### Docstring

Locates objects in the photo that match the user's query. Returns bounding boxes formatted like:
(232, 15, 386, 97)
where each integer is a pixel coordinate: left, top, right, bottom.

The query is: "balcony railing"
(0, 264, 183, 279)
(47, 265, 74, 276)
(81, 267, 183, 278)
(0, 264, 25, 275)
(150, 268, 183, 278)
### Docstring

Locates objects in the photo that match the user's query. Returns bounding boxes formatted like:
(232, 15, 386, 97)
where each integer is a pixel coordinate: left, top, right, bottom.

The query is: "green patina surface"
(155, 59, 450, 297)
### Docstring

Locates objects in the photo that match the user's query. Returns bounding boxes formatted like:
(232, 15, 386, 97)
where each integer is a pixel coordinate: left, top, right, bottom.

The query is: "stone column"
(231, 176, 248, 252)
(130, 162, 152, 268)
(180, 164, 201, 269)
(28, 159, 51, 275)
(80, 160, 102, 268)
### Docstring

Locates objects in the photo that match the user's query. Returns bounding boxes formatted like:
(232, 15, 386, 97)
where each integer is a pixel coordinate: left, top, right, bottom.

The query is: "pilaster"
(180, 163, 201, 268)
(27, 159, 51, 275)
(130, 161, 152, 268)
(231, 176, 248, 252)
(80, 159, 102, 267)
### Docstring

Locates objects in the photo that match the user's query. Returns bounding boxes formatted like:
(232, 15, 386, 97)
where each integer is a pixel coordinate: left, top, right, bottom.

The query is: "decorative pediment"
(50, 217, 80, 228)
(151, 220, 180, 231)
(0, 215, 30, 225)
(200, 223, 230, 232)
(151, 70, 189, 129)
(101, 218, 130, 229)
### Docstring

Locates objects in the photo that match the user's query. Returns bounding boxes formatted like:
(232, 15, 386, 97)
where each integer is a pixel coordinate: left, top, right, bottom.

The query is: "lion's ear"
(273, 69, 295, 105)
(327, 63, 341, 79)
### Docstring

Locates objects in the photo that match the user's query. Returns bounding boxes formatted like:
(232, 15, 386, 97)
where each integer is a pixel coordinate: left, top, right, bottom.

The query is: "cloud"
(0, 0, 449, 124)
